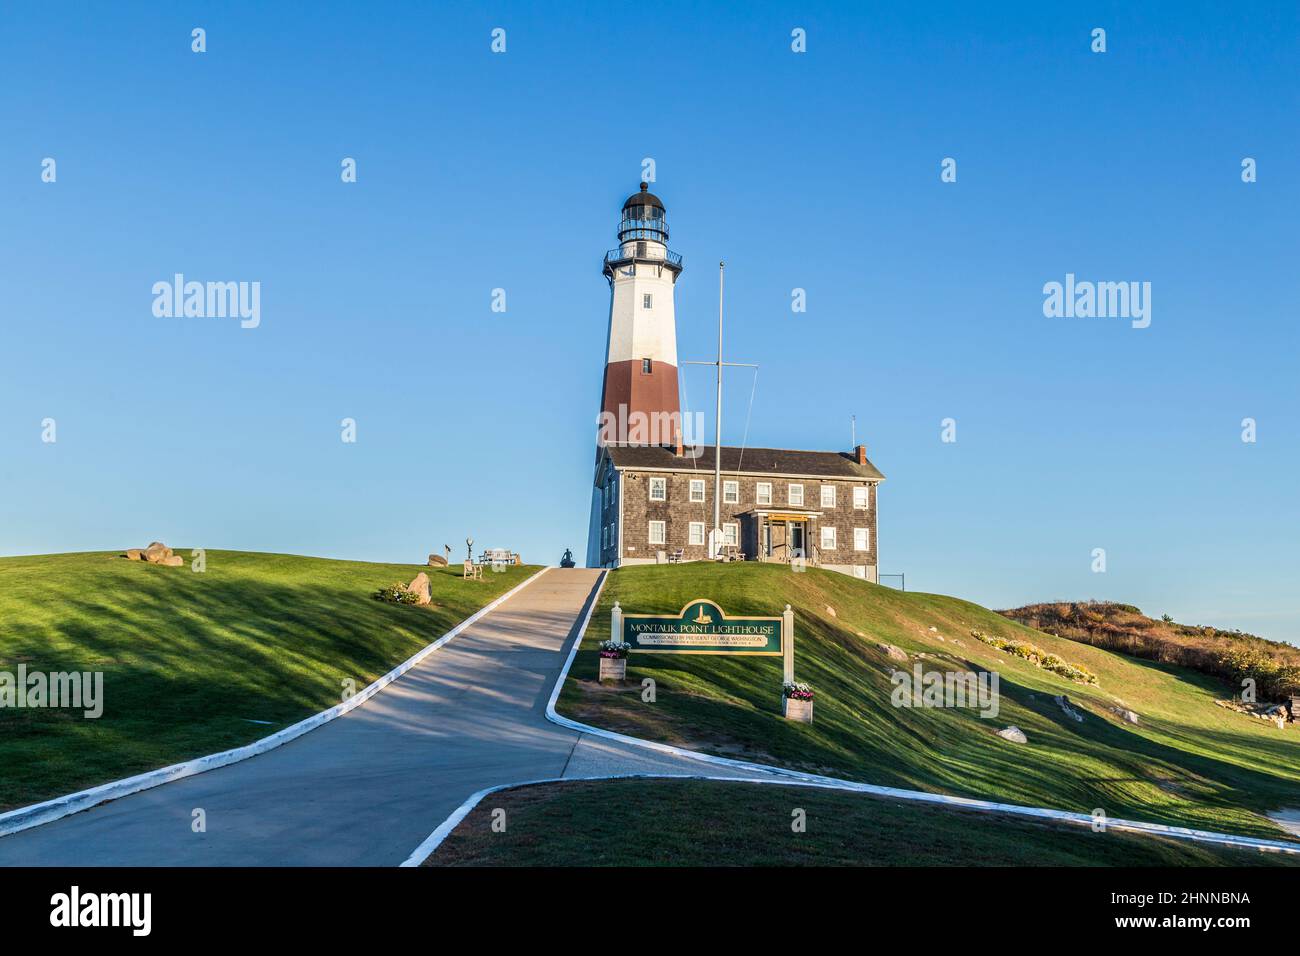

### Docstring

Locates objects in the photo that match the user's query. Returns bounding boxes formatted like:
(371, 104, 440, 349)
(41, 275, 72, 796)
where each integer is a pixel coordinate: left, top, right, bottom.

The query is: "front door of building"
(789, 523, 805, 560)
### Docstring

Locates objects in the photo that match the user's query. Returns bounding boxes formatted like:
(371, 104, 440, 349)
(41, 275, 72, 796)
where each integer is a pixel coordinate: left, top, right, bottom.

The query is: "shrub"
(970, 629, 1097, 685)
(998, 602, 1300, 703)
(373, 583, 421, 605)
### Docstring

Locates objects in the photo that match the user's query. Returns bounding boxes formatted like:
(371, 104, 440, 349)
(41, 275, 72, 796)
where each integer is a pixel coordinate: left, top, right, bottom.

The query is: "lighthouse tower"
(597, 182, 684, 446)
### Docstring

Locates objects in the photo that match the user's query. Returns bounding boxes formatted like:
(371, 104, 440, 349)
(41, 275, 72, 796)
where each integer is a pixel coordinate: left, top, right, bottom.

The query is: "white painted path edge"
(0, 567, 551, 839)
(402, 567, 1300, 864)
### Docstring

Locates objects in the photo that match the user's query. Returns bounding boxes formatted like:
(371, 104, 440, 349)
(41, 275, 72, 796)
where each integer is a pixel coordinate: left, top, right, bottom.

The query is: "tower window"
(643, 293, 653, 309)
(641, 358, 652, 375)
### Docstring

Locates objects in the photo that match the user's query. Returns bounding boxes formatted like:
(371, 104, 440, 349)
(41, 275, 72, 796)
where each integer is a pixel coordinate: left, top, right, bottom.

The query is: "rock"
(1110, 706, 1139, 725)
(427, 553, 448, 567)
(159, 555, 184, 567)
(877, 643, 908, 662)
(928, 626, 938, 632)
(825, 605, 836, 617)
(143, 542, 174, 564)
(123, 549, 144, 561)
(406, 572, 432, 606)
(997, 726, 1027, 744)
(1055, 695, 1084, 723)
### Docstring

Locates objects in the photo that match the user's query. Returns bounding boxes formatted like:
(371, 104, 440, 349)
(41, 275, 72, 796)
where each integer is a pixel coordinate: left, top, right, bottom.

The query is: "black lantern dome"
(618, 182, 668, 243)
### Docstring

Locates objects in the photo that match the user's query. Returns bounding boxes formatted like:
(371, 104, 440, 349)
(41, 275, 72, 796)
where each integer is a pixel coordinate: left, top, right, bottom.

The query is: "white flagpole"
(713, 262, 724, 557)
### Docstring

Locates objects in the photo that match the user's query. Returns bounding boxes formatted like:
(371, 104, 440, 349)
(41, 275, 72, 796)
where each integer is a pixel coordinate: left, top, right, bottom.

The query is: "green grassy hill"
(428, 778, 1300, 867)
(999, 600, 1300, 701)
(558, 563, 1300, 840)
(0, 550, 537, 811)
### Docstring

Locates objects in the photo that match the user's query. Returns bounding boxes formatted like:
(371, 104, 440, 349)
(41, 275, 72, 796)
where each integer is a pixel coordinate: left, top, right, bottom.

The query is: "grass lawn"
(0, 550, 538, 811)
(557, 563, 1300, 841)
(427, 777, 1300, 866)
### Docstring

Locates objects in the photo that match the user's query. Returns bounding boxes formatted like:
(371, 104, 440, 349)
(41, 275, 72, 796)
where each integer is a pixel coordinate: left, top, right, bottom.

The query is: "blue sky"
(2, 2, 1297, 639)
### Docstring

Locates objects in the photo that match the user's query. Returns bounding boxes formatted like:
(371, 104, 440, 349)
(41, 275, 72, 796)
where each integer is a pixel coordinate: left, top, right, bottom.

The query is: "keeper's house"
(592, 443, 885, 580)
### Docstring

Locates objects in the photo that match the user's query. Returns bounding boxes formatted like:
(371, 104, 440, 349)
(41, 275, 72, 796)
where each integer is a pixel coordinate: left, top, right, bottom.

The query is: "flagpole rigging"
(682, 262, 758, 559)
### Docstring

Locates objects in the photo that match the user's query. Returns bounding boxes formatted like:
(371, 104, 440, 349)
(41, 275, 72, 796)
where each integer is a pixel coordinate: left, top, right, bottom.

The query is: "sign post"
(782, 604, 794, 683)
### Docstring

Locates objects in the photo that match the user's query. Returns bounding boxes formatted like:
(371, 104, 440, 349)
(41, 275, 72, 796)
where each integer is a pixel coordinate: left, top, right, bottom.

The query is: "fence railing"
(604, 246, 683, 269)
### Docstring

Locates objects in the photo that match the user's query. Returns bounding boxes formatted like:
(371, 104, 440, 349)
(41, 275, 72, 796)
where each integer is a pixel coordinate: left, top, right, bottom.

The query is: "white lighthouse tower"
(596, 182, 684, 444)
(587, 183, 685, 566)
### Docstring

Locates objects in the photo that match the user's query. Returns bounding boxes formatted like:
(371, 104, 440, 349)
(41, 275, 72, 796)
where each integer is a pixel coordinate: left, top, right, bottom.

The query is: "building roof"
(623, 182, 664, 211)
(604, 444, 885, 481)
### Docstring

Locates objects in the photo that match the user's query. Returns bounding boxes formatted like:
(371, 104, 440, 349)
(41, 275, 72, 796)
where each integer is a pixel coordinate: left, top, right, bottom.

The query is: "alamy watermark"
(597, 403, 705, 455)
(890, 664, 1000, 718)
(152, 274, 261, 329)
(1043, 273, 1150, 329)
(1, 665, 103, 718)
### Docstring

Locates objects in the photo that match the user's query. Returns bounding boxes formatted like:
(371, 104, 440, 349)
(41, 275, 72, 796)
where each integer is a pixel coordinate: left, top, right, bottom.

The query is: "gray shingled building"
(592, 442, 885, 580)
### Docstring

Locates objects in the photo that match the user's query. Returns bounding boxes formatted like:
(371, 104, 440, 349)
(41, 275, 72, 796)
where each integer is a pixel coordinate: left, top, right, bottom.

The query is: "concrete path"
(0, 569, 769, 866)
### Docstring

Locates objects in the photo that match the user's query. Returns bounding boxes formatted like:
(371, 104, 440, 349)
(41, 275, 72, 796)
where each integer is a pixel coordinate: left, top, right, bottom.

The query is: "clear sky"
(2, 2, 1296, 640)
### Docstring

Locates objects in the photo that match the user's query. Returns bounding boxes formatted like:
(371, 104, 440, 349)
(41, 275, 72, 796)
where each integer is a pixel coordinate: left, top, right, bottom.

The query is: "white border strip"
(0, 567, 551, 839)
(535, 571, 1300, 857)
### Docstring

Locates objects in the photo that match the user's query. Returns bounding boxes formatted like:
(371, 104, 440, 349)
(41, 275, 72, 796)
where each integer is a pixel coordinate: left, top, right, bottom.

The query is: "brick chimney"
(854, 444, 867, 465)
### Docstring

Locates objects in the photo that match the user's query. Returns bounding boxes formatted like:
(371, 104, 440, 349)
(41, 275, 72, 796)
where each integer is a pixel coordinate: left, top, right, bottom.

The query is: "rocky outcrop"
(123, 542, 182, 567)
(1055, 695, 1085, 723)
(877, 643, 909, 662)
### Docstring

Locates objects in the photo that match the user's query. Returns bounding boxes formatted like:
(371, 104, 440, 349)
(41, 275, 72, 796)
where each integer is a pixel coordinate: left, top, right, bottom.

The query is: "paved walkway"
(0, 569, 769, 866)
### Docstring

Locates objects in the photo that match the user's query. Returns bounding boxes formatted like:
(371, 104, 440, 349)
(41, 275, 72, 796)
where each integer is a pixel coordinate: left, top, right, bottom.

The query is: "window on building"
(854, 527, 869, 551)
(723, 480, 739, 504)
(788, 484, 804, 506)
(820, 526, 836, 550)
(648, 520, 666, 545)
(756, 482, 772, 506)
(689, 479, 706, 503)
(641, 358, 652, 375)
(602, 526, 608, 549)
(689, 522, 705, 546)
(853, 485, 869, 509)
(724, 523, 739, 546)
(820, 485, 836, 508)
(643, 293, 653, 309)
(649, 477, 666, 501)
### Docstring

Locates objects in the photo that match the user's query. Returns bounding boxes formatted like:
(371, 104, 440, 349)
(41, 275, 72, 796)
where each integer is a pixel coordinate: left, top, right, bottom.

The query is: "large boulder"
(123, 549, 144, 561)
(997, 726, 1028, 744)
(406, 572, 432, 606)
(877, 643, 909, 662)
(143, 542, 174, 564)
(159, 555, 184, 567)
(427, 553, 448, 568)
